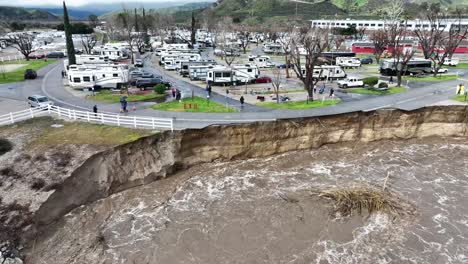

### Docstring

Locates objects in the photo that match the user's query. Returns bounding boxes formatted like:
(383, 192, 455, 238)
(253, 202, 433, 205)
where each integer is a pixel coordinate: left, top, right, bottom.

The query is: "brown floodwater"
(28, 137, 468, 264)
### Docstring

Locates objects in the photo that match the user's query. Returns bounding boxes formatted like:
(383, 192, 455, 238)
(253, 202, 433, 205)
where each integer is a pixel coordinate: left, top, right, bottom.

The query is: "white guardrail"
(0, 105, 174, 131)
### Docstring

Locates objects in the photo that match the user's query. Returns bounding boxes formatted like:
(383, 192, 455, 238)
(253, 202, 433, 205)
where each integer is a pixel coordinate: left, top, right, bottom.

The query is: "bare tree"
(271, 67, 283, 104)
(8, 33, 34, 60)
(80, 34, 97, 54)
(217, 19, 237, 66)
(414, 6, 468, 76)
(104, 17, 117, 42)
(238, 30, 250, 54)
(115, 8, 136, 63)
(290, 26, 330, 101)
(370, 29, 389, 64)
(276, 23, 294, 78)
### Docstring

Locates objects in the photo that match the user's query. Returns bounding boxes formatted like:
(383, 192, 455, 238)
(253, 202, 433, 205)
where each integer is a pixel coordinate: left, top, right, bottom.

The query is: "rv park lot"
(1, 43, 468, 129)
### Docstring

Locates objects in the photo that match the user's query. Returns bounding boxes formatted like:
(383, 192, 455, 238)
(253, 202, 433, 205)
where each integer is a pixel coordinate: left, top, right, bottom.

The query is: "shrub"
(378, 82, 389, 88)
(0, 139, 13, 156)
(154, 84, 167, 94)
(30, 178, 46, 190)
(362, 77, 379, 87)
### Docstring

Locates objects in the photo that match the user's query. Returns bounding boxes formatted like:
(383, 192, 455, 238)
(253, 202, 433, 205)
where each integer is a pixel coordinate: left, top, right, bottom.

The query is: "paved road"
(1, 59, 467, 129)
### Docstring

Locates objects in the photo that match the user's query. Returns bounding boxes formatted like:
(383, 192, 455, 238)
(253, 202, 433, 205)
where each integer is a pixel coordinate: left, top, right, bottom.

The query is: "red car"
(255, 76, 272, 83)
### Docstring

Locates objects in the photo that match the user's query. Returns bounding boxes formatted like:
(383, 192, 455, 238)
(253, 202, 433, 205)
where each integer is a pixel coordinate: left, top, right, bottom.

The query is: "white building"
(311, 18, 468, 32)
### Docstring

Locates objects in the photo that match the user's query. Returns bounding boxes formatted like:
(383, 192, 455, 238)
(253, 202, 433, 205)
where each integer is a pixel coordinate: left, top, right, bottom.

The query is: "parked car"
(27, 95, 54, 108)
(443, 58, 459, 66)
(47, 52, 65, 58)
(431, 68, 449, 74)
(337, 77, 364, 88)
(29, 53, 46, 59)
(130, 72, 157, 85)
(135, 78, 171, 90)
(135, 59, 144, 67)
(255, 76, 272, 83)
(277, 63, 294, 69)
(24, 69, 37, 80)
(360, 57, 373, 64)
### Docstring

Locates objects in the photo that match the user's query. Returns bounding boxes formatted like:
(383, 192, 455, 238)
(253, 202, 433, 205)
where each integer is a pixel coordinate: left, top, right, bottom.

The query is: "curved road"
(1, 59, 466, 129)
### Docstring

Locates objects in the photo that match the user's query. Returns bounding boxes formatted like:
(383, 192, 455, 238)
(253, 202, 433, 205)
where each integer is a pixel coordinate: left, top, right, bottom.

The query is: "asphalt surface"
(1, 59, 467, 130)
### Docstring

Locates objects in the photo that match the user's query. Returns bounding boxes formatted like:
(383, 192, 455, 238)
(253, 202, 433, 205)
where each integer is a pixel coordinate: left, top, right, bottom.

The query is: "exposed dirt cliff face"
(33, 106, 468, 229)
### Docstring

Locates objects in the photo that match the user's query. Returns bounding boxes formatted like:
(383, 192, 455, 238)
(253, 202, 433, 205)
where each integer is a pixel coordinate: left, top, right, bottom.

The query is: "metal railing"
(0, 105, 174, 131)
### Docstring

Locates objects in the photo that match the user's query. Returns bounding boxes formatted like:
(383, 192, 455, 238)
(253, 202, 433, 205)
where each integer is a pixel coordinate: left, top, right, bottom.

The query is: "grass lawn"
(347, 86, 407, 95)
(403, 74, 458, 82)
(257, 99, 340, 109)
(454, 63, 468, 69)
(452, 95, 468, 103)
(0, 59, 57, 84)
(90, 90, 166, 103)
(151, 96, 237, 113)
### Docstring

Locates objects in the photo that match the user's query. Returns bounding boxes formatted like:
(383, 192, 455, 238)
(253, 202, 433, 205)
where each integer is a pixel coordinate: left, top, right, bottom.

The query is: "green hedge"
(154, 84, 167, 94)
(363, 77, 379, 87)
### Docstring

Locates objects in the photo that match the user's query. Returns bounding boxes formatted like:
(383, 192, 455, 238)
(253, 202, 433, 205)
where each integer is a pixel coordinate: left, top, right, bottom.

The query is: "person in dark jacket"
(240, 96, 245, 107)
(93, 105, 98, 116)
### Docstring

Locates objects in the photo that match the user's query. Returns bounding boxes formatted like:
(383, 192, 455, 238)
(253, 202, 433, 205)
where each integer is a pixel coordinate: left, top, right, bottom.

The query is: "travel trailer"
(232, 64, 260, 83)
(67, 64, 129, 90)
(248, 55, 275, 68)
(160, 53, 202, 66)
(188, 65, 218, 81)
(206, 67, 235, 85)
(179, 60, 216, 77)
(262, 43, 283, 54)
(380, 58, 432, 76)
(300, 66, 347, 80)
(335, 57, 361, 68)
(63, 55, 110, 67)
(93, 44, 128, 61)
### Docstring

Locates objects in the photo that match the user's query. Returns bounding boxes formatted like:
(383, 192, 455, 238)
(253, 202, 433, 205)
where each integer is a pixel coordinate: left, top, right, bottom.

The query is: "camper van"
(232, 64, 260, 83)
(67, 65, 129, 90)
(206, 67, 235, 85)
(336, 57, 361, 68)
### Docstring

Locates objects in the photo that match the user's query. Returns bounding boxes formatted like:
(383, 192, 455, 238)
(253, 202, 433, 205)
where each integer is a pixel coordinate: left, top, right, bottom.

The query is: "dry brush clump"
(316, 187, 414, 218)
(0, 139, 13, 156)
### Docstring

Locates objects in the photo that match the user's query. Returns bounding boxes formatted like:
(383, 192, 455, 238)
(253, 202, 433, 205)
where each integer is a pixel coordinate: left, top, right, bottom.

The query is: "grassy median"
(0, 59, 57, 84)
(452, 95, 468, 103)
(90, 90, 166, 103)
(347, 86, 406, 95)
(151, 96, 237, 113)
(257, 99, 340, 109)
(403, 74, 458, 82)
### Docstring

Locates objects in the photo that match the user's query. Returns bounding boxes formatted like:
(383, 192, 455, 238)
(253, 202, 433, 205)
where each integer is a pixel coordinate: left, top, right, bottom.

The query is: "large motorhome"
(160, 53, 202, 67)
(67, 64, 129, 90)
(336, 57, 361, 68)
(380, 58, 432, 76)
(63, 55, 110, 67)
(232, 64, 260, 83)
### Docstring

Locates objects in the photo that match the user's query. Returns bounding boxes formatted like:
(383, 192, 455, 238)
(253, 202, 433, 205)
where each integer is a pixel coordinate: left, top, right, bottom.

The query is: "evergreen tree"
(63, 1, 76, 65)
(190, 11, 196, 48)
(134, 8, 139, 32)
(142, 8, 150, 46)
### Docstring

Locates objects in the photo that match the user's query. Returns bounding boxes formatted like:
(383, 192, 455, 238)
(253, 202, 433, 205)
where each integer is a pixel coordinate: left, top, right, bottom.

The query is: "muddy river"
(29, 137, 468, 264)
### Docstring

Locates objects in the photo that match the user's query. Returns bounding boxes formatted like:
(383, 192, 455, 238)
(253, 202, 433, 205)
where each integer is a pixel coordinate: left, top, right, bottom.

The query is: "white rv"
(301, 65, 347, 80)
(263, 43, 283, 54)
(189, 65, 217, 81)
(180, 60, 216, 77)
(232, 64, 260, 83)
(160, 53, 201, 66)
(206, 67, 235, 85)
(248, 55, 275, 68)
(93, 45, 128, 61)
(336, 57, 361, 68)
(67, 64, 129, 90)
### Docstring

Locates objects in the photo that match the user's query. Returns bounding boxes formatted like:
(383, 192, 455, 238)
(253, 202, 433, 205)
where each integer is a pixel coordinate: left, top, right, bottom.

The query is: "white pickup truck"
(337, 77, 364, 88)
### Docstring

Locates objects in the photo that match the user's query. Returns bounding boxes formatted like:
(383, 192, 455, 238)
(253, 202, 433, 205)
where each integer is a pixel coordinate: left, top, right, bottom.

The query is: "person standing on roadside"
(172, 87, 176, 98)
(329, 87, 335, 98)
(93, 105, 98, 116)
(240, 96, 245, 109)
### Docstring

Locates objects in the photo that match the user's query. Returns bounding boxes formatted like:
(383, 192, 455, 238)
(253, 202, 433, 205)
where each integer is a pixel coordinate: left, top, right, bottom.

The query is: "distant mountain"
(0, 6, 58, 21)
(31, 8, 108, 20)
(155, 2, 213, 14)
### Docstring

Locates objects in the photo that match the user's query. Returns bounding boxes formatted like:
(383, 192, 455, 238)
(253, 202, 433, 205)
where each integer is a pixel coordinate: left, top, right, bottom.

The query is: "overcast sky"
(0, 0, 208, 7)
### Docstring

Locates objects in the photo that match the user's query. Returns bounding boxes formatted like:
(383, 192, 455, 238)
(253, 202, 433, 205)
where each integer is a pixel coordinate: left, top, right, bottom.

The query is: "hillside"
(211, 0, 345, 23)
(0, 6, 58, 21)
(155, 2, 213, 14)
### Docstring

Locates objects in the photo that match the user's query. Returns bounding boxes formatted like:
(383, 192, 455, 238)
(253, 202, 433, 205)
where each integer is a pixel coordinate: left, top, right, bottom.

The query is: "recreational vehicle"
(93, 45, 128, 61)
(232, 64, 260, 83)
(300, 66, 347, 80)
(380, 58, 432, 76)
(67, 65, 129, 90)
(188, 65, 218, 81)
(263, 43, 283, 54)
(179, 60, 216, 77)
(206, 67, 235, 85)
(63, 55, 110, 67)
(248, 55, 275, 68)
(336, 57, 361, 68)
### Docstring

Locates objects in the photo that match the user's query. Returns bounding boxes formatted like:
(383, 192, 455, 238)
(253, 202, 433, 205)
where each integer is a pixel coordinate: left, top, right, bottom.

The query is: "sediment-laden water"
(29, 137, 468, 264)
